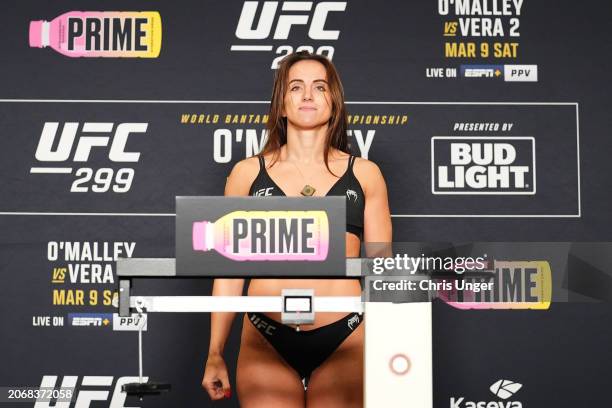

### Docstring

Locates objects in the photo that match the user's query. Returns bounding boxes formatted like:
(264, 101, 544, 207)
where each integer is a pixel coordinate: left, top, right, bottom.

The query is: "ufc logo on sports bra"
(253, 187, 274, 196)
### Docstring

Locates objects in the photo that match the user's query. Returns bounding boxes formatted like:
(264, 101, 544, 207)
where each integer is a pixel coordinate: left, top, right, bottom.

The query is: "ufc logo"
(253, 187, 274, 196)
(34, 375, 147, 408)
(235, 1, 346, 40)
(35, 122, 147, 162)
(249, 314, 276, 335)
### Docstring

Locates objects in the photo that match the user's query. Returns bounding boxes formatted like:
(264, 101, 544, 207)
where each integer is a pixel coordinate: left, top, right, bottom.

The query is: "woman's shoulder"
(225, 156, 262, 195)
(232, 155, 261, 173)
(351, 156, 386, 194)
(352, 156, 383, 176)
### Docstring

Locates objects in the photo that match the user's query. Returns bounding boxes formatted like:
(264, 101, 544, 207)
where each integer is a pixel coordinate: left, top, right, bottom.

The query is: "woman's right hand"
(202, 353, 231, 400)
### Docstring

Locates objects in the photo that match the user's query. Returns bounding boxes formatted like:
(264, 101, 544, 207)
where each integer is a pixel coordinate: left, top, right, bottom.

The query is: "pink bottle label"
(29, 11, 162, 58)
(192, 210, 329, 261)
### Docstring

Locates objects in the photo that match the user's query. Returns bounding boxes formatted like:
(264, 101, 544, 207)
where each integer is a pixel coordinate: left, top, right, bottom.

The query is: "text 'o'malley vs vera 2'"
(192, 210, 329, 261)
(29, 11, 162, 57)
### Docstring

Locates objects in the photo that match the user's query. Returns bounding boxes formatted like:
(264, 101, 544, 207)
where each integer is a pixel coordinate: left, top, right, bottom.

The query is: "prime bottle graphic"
(29, 11, 162, 57)
(192, 210, 329, 261)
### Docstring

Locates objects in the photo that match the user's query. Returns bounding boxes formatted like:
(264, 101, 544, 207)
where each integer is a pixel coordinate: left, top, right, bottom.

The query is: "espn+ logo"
(32, 122, 147, 193)
(232, 1, 347, 69)
(432, 137, 535, 195)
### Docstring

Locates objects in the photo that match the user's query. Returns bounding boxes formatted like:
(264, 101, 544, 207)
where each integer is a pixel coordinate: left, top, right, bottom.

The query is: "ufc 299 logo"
(232, 1, 347, 68)
(32, 122, 146, 193)
(34, 375, 146, 408)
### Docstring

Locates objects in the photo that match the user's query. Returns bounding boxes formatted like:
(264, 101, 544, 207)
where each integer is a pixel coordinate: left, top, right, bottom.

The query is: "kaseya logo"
(32, 122, 147, 193)
(432, 137, 535, 195)
(29, 11, 162, 58)
(232, 1, 347, 68)
(490, 380, 523, 400)
(450, 379, 523, 408)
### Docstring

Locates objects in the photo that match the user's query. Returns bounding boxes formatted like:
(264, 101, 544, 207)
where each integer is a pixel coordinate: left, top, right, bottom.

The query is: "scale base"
(122, 381, 171, 398)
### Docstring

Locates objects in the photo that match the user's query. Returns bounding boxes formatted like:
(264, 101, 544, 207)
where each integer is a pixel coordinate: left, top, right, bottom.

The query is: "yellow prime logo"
(29, 11, 162, 58)
(442, 260, 552, 310)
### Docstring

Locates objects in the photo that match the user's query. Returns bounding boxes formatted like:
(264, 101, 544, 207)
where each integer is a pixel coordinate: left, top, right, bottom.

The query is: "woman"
(202, 51, 392, 407)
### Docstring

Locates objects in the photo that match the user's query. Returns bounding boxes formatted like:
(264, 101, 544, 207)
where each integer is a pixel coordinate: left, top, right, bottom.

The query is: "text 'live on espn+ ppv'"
(1, 1, 611, 407)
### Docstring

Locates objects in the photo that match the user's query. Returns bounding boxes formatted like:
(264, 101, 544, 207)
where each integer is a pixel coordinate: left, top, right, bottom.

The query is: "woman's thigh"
(305, 322, 364, 408)
(237, 316, 305, 408)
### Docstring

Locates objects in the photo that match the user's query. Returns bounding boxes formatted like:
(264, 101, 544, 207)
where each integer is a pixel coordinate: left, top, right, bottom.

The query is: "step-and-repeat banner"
(1, 1, 611, 407)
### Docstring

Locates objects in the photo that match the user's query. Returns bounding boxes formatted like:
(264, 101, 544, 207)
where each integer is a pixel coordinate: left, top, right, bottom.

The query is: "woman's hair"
(259, 51, 350, 174)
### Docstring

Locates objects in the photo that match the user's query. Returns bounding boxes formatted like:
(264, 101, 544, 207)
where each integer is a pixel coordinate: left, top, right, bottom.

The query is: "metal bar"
(129, 296, 364, 313)
(138, 325, 143, 383)
(117, 257, 495, 278)
(346, 257, 367, 276)
(119, 279, 131, 317)
(117, 258, 370, 278)
(117, 258, 176, 277)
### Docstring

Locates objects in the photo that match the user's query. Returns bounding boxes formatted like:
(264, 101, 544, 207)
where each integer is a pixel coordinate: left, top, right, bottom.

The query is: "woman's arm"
(207, 280, 245, 356)
(355, 158, 393, 257)
(203, 157, 259, 399)
(208, 157, 259, 352)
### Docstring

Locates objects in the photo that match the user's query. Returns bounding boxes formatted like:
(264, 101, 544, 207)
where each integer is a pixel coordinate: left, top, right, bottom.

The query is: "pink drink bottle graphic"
(29, 11, 162, 57)
(192, 210, 329, 261)
(439, 261, 552, 310)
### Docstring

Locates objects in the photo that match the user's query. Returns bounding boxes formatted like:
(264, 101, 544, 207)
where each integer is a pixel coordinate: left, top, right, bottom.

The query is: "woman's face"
(282, 59, 333, 129)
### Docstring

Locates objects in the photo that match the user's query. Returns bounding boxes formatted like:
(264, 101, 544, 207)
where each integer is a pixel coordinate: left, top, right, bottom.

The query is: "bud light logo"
(431, 137, 535, 195)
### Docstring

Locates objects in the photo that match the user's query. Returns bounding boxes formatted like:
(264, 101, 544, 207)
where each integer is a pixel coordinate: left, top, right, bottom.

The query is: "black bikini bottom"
(246, 311, 363, 387)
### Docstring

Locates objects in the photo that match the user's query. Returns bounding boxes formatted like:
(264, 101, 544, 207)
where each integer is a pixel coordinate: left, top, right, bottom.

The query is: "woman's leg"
(305, 322, 364, 408)
(237, 315, 306, 408)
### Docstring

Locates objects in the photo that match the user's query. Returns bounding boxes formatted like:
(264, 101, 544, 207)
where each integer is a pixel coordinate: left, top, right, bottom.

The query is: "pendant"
(300, 184, 316, 196)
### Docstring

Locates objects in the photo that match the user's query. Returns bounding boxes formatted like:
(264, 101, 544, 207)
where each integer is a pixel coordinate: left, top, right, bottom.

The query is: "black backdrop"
(1, 1, 611, 407)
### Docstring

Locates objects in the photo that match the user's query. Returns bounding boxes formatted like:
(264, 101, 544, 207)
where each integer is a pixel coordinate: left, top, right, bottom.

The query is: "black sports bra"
(249, 155, 366, 239)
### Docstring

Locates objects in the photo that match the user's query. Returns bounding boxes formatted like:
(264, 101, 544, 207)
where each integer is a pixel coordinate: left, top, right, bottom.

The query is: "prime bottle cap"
(193, 221, 213, 251)
(29, 20, 50, 48)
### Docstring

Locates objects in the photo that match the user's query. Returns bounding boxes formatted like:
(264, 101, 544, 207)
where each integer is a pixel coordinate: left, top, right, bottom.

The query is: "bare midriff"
(247, 231, 362, 330)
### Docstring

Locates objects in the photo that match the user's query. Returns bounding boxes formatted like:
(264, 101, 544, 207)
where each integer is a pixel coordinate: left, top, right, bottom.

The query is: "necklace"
(288, 159, 316, 196)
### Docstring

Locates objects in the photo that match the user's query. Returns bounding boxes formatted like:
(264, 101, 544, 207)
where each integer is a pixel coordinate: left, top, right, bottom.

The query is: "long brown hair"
(259, 51, 350, 175)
